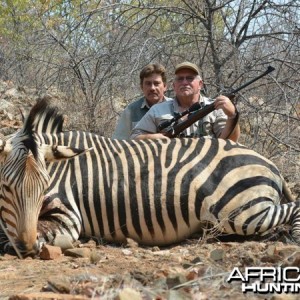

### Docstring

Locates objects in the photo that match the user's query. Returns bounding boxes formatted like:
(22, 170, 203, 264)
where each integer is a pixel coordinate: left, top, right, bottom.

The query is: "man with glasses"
(113, 63, 171, 140)
(130, 61, 240, 141)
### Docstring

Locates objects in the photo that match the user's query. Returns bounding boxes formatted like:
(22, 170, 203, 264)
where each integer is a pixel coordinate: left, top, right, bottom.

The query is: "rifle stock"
(160, 66, 275, 138)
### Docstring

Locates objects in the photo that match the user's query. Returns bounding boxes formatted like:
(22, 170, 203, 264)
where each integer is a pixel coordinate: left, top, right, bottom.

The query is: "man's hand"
(214, 95, 237, 118)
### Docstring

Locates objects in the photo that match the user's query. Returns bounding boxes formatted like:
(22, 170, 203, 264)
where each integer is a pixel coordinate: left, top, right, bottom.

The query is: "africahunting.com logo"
(227, 267, 300, 293)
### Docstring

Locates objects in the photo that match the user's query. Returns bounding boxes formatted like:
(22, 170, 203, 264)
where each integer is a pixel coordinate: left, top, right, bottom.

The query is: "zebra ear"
(41, 144, 91, 162)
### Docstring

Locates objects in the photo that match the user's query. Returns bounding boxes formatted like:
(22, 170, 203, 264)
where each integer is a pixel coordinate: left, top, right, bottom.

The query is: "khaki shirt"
(130, 96, 228, 139)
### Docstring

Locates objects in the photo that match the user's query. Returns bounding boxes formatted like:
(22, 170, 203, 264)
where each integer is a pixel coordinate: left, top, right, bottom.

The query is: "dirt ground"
(0, 231, 300, 300)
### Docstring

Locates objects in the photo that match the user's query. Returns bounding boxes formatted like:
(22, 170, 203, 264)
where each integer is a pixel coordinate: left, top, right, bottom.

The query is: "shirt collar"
(140, 97, 150, 109)
(173, 95, 207, 112)
(140, 96, 168, 109)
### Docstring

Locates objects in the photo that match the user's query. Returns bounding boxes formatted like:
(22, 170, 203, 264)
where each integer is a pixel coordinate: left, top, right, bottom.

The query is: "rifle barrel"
(231, 66, 275, 94)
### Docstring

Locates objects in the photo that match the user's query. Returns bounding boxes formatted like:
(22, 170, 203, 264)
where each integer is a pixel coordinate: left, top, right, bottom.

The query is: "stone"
(210, 248, 225, 261)
(122, 249, 133, 256)
(53, 234, 74, 252)
(45, 277, 71, 293)
(166, 274, 187, 289)
(9, 292, 89, 299)
(126, 238, 139, 248)
(64, 248, 91, 258)
(116, 288, 143, 300)
(274, 245, 300, 257)
(4, 88, 19, 98)
(39, 245, 62, 260)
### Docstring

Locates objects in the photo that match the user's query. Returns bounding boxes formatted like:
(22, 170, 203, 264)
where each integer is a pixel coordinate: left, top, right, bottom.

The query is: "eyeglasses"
(174, 76, 198, 83)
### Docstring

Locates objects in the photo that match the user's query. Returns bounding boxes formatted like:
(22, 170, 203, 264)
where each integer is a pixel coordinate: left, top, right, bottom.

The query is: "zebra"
(0, 99, 299, 257)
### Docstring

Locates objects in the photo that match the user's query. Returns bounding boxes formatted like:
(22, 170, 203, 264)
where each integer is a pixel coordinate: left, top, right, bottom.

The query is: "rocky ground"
(0, 80, 299, 300)
(0, 232, 300, 300)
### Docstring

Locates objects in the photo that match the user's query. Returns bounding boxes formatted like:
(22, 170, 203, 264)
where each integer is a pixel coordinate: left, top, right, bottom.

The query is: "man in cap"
(130, 61, 240, 141)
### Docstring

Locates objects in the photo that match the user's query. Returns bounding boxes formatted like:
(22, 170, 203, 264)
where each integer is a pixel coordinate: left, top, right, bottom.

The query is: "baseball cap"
(175, 61, 200, 75)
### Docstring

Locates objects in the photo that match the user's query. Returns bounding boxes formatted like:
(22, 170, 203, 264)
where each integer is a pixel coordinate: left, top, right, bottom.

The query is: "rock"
(165, 290, 192, 300)
(64, 248, 91, 258)
(45, 277, 71, 293)
(39, 244, 62, 260)
(151, 246, 160, 251)
(116, 287, 143, 300)
(4, 88, 19, 98)
(271, 296, 299, 300)
(166, 274, 187, 289)
(53, 234, 74, 252)
(274, 245, 300, 257)
(179, 248, 189, 255)
(9, 292, 89, 299)
(210, 248, 225, 261)
(191, 256, 202, 264)
(152, 250, 170, 256)
(79, 239, 97, 248)
(122, 249, 133, 256)
(126, 238, 139, 248)
(266, 244, 277, 256)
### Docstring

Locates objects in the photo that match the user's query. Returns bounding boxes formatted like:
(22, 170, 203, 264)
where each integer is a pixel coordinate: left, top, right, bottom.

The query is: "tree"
(0, 0, 299, 185)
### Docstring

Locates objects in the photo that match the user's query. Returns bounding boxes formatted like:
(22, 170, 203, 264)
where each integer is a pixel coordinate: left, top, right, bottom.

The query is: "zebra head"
(0, 100, 88, 257)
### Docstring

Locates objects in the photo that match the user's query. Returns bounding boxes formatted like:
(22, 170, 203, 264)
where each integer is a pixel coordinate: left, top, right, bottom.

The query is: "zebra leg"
(290, 201, 300, 243)
(252, 201, 300, 243)
(37, 195, 82, 246)
(222, 200, 300, 244)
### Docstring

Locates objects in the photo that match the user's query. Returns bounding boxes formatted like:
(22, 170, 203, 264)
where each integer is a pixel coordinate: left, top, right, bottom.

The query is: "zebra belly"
(79, 192, 203, 246)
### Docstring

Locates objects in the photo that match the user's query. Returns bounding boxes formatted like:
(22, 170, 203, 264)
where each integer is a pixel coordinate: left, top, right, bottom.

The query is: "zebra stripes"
(0, 99, 299, 257)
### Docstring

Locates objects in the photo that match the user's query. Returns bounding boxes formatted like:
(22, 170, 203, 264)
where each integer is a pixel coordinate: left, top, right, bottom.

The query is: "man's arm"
(214, 95, 240, 142)
(218, 117, 240, 142)
(130, 106, 168, 140)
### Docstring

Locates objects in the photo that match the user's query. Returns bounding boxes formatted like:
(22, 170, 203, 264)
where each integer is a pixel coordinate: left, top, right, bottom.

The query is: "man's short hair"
(140, 63, 167, 85)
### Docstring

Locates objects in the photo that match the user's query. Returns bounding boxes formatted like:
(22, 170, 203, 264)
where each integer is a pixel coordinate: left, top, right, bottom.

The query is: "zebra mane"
(24, 98, 64, 135)
(20, 99, 64, 160)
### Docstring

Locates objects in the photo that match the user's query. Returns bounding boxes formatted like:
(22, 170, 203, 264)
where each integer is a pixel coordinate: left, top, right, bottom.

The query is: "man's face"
(173, 69, 203, 98)
(141, 74, 167, 106)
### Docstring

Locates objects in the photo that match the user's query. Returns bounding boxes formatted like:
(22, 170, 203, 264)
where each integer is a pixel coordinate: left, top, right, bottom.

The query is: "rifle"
(159, 66, 275, 138)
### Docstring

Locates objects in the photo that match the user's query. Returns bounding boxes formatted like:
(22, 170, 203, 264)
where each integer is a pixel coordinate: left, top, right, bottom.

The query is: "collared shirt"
(130, 96, 228, 139)
(112, 96, 171, 140)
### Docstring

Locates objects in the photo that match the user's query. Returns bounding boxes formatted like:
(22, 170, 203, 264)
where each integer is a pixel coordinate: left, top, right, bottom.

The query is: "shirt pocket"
(197, 115, 212, 137)
(156, 114, 174, 131)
